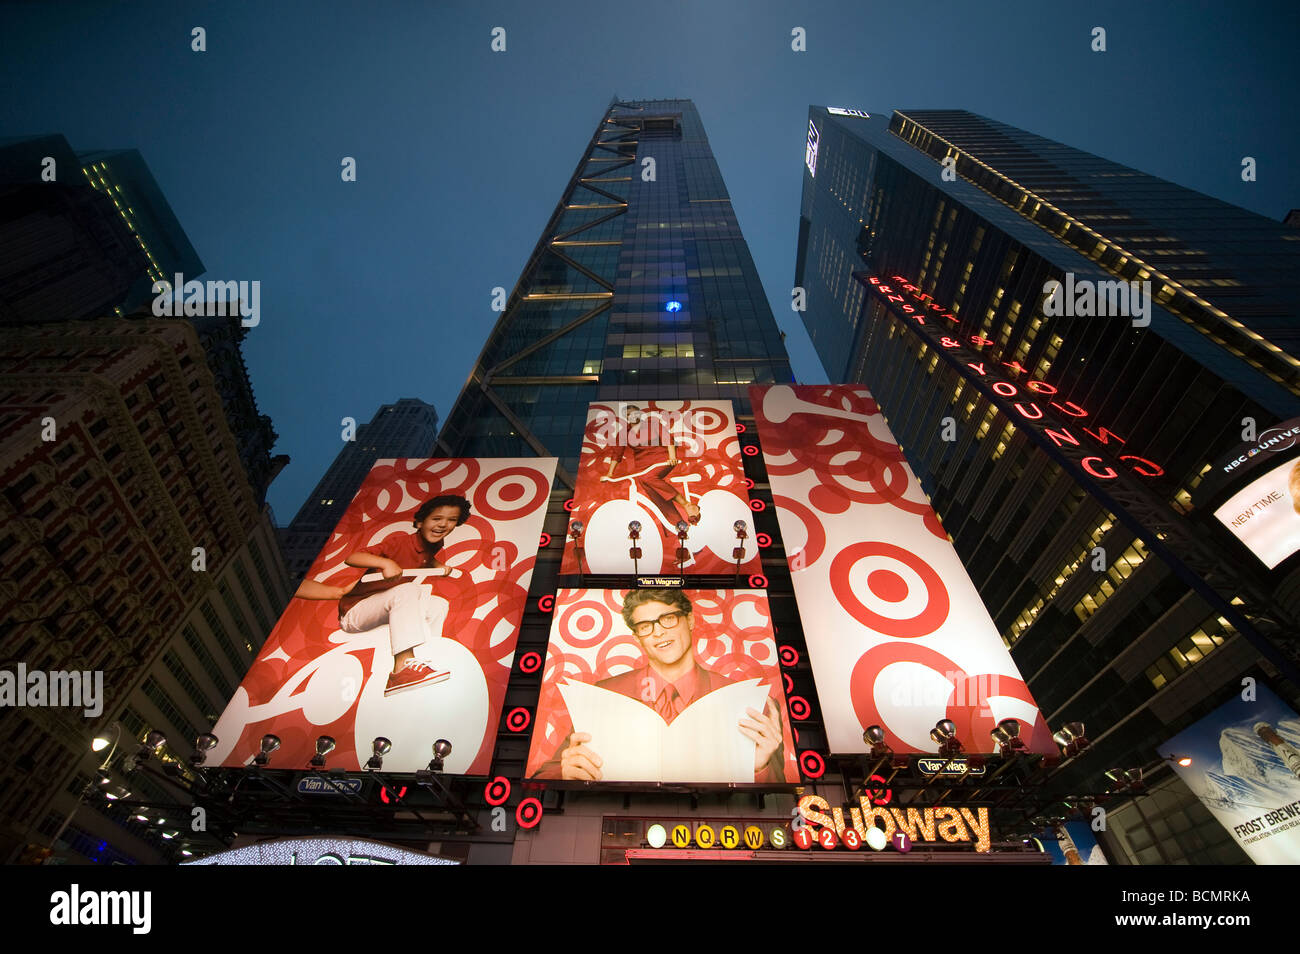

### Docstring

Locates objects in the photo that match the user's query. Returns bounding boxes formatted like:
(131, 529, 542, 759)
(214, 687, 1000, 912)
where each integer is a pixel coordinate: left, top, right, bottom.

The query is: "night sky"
(4, 0, 1297, 523)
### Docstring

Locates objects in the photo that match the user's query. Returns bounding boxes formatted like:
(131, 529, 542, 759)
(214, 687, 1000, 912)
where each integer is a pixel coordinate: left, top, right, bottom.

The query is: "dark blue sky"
(5, 0, 1297, 523)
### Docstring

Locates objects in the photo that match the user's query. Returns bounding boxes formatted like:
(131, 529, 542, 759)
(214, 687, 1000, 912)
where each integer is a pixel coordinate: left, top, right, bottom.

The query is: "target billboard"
(751, 384, 1054, 757)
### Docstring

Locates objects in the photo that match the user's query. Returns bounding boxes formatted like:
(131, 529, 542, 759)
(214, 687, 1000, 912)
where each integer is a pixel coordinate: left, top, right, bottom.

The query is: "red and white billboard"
(560, 401, 761, 575)
(525, 588, 799, 783)
(1212, 457, 1300, 569)
(751, 384, 1054, 756)
(209, 457, 555, 775)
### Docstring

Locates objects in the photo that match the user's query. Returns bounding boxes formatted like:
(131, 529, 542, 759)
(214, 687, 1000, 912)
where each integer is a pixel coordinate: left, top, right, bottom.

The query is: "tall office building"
(437, 98, 794, 483)
(0, 135, 204, 322)
(281, 398, 440, 582)
(0, 318, 292, 864)
(795, 106, 1300, 863)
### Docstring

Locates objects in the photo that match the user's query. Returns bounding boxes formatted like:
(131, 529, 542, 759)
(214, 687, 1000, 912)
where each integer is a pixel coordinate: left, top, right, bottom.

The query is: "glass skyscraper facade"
(438, 99, 793, 483)
(796, 106, 1300, 863)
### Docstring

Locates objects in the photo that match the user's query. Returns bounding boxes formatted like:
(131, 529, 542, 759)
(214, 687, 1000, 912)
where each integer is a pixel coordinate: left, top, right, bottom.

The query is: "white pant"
(339, 583, 450, 655)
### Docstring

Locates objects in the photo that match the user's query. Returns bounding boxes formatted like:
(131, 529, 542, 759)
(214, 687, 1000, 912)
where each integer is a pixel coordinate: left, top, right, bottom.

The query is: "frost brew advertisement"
(560, 400, 761, 575)
(210, 458, 555, 775)
(751, 384, 1054, 757)
(1159, 684, 1300, 865)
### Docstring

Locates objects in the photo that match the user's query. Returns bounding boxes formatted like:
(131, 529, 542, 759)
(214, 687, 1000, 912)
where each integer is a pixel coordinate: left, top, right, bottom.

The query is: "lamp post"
(48, 722, 124, 849)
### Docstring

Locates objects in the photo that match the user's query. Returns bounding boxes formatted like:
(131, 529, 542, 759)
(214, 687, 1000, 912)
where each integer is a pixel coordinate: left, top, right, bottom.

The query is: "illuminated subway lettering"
(798, 795, 991, 852)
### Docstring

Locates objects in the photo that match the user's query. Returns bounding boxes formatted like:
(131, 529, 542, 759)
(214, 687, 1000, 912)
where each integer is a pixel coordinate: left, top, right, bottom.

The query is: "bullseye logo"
(756, 532, 772, 548)
(537, 595, 555, 613)
(743, 478, 754, 489)
(749, 499, 766, 512)
(864, 773, 892, 806)
(379, 786, 407, 804)
(517, 651, 542, 674)
(516, 797, 543, 829)
(484, 777, 511, 806)
(539, 532, 551, 547)
(742, 444, 759, 457)
(788, 696, 810, 720)
(563, 498, 576, 512)
(747, 574, 768, 589)
(779, 645, 799, 667)
(505, 707, 531, 732)
(798, 750, 825, 778)
(736, 423, 747, 433)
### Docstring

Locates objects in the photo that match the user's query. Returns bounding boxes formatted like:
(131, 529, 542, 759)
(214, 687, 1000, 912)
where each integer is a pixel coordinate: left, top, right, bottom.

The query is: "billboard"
(751, 384, 1055, 756)
(1158, 683, 1300, 865)
(560, 400, 761, 575)
(525, 587, 799, 783)
(1211, 457, 1300, 569)
(209, 457, 555, 775)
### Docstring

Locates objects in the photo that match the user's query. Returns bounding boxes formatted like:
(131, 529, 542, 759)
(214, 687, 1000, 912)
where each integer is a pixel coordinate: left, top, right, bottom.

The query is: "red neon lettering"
(892, 275, 908, 282)
(887, 295, 904, 303)
(946, 314, 960, 323)
(918, 293, 933, 303)
(1002, 361, 1029, 375)
(1081, 456, 1118, 480)
(903, 304, 914, 312)
(1045, 427, 1080, 448)
(869, 276, 881, 284)
(992, 381, 1018, 397)
(967, 362, 987, 376)
(970, 335, 995, 347)
(1120, 455, 1164, 477)
(1081, 426, 1126, 446)
(1050, 400, 1089, 418)
(1024, 380, 1058, 395)
(941, 337, 959, 348)
(1014, 402, 1043, 419)
(930, 303, 943, 312)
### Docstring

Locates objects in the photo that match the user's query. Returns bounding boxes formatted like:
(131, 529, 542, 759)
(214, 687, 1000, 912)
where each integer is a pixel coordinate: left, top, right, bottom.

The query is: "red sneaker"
(384, 660, 451, 695)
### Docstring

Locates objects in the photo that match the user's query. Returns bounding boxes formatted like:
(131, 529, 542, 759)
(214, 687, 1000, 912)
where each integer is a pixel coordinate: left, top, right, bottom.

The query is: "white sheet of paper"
(557, 677, 769, 783)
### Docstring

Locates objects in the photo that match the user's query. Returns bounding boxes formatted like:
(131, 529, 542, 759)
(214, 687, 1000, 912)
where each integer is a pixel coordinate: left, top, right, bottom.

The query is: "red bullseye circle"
(742, 444, 759, 457)
(743, 478, 754, 489)
(518, 651, 542, 674)
(563, 498, 576, 511)
(783, 672, 794, 694)
(788, 696, 810, 720)
(537, 595, 555, 613)
(516, 797, 543, 829)
(749, 499, 766, 512)
(747, 574, 768, 589)
(830, 541, 950, 637)
(756, 532, 772, 548)
(484, 777, 511, 806)
(539, 532, 551, 548)
(779, 645, 799, 667)
(799, 751, 825, 779)
(866, 773, 893, 806)
(474, 467, 548, 520)
(506, 707, 531, 732)
(867, 568, 909, 602)
(736, 422, 747, 433)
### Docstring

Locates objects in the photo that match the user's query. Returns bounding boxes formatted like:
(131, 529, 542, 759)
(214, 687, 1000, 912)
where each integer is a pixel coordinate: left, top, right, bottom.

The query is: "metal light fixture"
(1053, 721, 1089, 758)
(930, 719, 962, 757)
(431, 738, 452, 772)
(366, 737, 392, 771)
(991, 718, 1026, 755)
(91, 724, 120, 753)
(627, 521, 642, 572)
(253, 734, 281, 767)
(568, 520, 584, 541)
(311, 736, 336, 768)
(190, 733, 219, 767)
(137, 730, 167, 762)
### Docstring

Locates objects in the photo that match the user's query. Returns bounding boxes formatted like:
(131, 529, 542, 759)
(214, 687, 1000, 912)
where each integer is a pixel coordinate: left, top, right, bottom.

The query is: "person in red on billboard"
(295, 495, 471, 696)
(534, 588, 785, 781)
(602, 405, 700, 525)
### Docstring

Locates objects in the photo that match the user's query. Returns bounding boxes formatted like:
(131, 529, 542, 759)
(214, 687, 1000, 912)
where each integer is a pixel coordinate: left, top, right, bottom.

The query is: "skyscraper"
(437, 99, 794, 483)
(795, 106, 1300, 863)
(281, 398, 440, 581)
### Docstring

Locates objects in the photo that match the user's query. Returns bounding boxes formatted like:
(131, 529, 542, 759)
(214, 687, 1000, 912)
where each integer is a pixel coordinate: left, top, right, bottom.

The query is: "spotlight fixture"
(1177, 756, 1192, 767)
(91, 724, 121, 753)
(311, 736, 337, 768)
(432, 738, 452, 771)
(1052, 721, 1090, 758)
(733, 520, 748, 538)
(863, 725, 891, 759)
(627, 521, 643, 570)
(366, 737, 392, 771)
(990, 718, 1026, 755)
(929, 719, 962, 757)
(568, 520, 584, 540)
(627, 520, 641, 539)
(190, 733, 219, 767)
(253, 734, 281, 767)
(137, 730, 167, 761)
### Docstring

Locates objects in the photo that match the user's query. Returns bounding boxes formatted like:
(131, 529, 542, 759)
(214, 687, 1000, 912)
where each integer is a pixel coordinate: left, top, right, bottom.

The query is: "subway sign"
(798, 795, 993, 852)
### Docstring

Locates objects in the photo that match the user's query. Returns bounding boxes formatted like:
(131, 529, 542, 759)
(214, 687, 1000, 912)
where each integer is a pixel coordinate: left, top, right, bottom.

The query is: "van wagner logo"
(1043, 273, 1150, 327)
(152, 273, 260, 327)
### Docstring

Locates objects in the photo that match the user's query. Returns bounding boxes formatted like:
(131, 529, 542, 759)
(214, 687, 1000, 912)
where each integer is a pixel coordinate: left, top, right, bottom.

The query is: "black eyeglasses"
(631, 611, 686, 639)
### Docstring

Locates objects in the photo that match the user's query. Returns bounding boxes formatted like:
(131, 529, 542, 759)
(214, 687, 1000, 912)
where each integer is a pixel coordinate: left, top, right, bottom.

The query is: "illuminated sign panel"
(525, 588, 799, 783)
(826, 107, 870, 118)
(209, 457, 555, 775)
(186, 837, 459, 865)
(1212, 458, 1300, 569)
(751, 384, 1055, 757)
(1159, 684, 1300, 864)
(805, 119, 819, 176)
(560, 401, 760, 575)
(798, 795, 992, 852)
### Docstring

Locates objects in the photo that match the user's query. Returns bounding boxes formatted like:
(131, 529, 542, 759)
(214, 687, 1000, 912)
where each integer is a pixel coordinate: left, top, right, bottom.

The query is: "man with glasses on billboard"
(533, 588, 786, 781)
